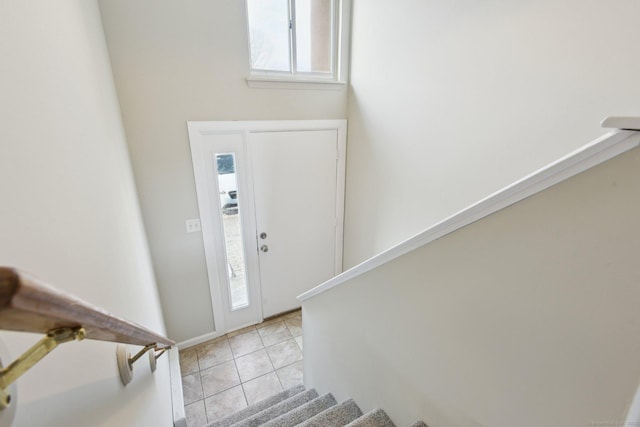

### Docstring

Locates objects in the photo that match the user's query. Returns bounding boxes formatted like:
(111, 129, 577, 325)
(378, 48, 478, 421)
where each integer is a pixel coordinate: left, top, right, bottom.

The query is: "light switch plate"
(185, 219, 201, 233)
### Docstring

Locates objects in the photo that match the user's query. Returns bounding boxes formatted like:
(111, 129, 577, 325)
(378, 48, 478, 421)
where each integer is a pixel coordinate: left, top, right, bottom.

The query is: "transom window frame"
(244, 0, 351, 89)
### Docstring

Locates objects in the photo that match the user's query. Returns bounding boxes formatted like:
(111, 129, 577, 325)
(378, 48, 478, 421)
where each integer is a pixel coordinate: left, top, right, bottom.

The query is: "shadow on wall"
(343, 87, 385, 269)
(11, 367, 165, 427)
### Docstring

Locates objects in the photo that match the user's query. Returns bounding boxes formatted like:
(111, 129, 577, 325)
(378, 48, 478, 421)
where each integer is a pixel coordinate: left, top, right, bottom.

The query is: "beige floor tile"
(275, 360, 303, 390)
(256, 316, 283, 329)
(204, 385, 247, 423)
(257, 321, 294, 347)
(266, 339, 303, 370)
(229, 329, 264, 357)
(179, 347, 199, 376)
(201, 360, 241, 397)
(182, 372, 204, 405)
(242, 372, 283, 405)
(284, 309, 302, 320)
(185, 400, 207, 427)
(183, 310, 304, 420)
(197, 338, 233, 370)
(235, 349, 274, 383)
(284, 317, 302, 337)
(227, 325, 257, 338)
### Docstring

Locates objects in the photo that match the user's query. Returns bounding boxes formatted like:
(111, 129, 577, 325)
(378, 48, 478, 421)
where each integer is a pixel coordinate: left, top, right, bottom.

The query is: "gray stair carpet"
(203, 385, 428, 427)
(297, 398, 363, 427)
(232, 388, 319, 427)
(207, 385, 305, 427)
(344, 408, 396, 427)
(262, 393, 337, 427)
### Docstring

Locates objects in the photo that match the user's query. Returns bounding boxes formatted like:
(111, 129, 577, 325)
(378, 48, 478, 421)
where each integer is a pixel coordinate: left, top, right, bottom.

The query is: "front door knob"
(260, 245, 269, 253)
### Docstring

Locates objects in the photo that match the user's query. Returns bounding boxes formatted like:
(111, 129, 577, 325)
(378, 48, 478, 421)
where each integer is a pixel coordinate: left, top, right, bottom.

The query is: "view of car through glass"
(216, 154, 238, 215)
(215, 153, 248, 309)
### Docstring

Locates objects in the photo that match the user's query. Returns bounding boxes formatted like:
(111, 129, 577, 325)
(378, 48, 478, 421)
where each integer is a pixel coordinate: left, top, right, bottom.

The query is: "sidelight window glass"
(215, 153, 249, 310)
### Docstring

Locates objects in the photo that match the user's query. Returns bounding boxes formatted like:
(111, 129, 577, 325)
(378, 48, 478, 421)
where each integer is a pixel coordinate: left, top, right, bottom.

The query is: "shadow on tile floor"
(179, 310, 303, 426)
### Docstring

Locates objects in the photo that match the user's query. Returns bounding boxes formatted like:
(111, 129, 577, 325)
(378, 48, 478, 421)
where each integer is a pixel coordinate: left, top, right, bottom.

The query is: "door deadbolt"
(260, 232, 267, 239)
(260, 245, 269, 253)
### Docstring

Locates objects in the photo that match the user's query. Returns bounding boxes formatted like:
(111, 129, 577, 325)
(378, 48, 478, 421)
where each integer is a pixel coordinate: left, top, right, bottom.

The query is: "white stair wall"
(301, 138, 640, 426)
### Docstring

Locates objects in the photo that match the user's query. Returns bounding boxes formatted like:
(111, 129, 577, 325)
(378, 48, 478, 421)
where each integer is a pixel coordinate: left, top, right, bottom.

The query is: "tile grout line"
(195, 343, 206, 415)
(233, 329, 267, 414)
(264, 338, 290, 389)
(182, 311, 302, 425)
(233, 344, 250, 410)
(231, 356, 248, 423)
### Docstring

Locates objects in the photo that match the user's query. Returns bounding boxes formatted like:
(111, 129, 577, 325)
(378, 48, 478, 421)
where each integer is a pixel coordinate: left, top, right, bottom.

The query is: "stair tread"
(262, 393, 337, 427)
(297, 398, 363, 427)
(345, 408, 396, 427)
(230, 388, 319, 427)
(407, 422, 428, 427)
(207, 385, 305, 427)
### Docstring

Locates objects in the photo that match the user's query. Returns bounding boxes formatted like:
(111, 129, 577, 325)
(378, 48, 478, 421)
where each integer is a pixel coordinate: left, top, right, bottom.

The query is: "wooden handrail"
(0, 267, 174, 348)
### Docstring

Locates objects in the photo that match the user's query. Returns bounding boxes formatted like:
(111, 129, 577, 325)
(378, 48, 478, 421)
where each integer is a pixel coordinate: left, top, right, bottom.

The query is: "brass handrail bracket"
(0, 327, 85, 409)
(116, 343, 170, 386)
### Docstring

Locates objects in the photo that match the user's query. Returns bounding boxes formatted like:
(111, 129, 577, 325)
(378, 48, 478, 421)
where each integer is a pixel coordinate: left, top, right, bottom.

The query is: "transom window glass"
(246, 0, 346, 81)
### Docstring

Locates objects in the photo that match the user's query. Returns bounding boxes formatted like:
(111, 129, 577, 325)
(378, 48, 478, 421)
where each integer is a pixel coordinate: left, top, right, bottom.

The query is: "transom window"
(245, 0, 349, 85)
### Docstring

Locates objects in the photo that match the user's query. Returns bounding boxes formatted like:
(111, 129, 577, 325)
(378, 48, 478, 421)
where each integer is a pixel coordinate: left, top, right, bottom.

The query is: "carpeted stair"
(206, 386, 427, 427)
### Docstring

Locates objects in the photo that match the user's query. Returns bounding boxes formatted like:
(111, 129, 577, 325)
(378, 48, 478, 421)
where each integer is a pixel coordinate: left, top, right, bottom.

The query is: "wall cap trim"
(298, 122, 640, 301)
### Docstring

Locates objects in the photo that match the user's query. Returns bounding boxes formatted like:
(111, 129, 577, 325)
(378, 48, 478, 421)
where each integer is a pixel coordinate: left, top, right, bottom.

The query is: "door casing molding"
(187, 120, 347, 335)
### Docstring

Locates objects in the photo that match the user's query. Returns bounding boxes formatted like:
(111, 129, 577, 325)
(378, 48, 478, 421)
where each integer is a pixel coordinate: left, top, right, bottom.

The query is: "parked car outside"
(216, 154, 238, 215)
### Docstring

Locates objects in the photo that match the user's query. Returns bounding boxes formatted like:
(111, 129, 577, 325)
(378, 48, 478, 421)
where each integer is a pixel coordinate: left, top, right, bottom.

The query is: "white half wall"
(303, 145, 640, 427)
(345, 0, 640, 267)
(98, 0, 348, 342)
(0, 2, 172, 425)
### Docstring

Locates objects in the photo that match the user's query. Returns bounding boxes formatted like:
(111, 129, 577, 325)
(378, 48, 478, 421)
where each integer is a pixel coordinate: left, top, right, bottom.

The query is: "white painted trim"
(189, 120, 347, 134)
(176, 318, 271, 350)
(625, 381, 640, 427)
(187, 126, 227, 338)
(246, 77, 347, 90)
(176, 330, 224, 350)
(187, 129, 264, 334)
(188, 120, 347, 334)
(337, 0, 351, 82)
(334, 123, 347, 273)
(298, 129, 640, 301)
(168, 347, 187, 427)
(601, 116, 640, 130)
(244, 0, 351, 86)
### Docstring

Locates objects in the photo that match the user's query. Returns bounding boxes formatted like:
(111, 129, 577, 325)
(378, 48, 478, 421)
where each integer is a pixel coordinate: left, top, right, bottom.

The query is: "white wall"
(304, 145, 640, 427)
(0, 2, 172, 425)
(345, 0, 640, 267)
(97, 0, 348, 343)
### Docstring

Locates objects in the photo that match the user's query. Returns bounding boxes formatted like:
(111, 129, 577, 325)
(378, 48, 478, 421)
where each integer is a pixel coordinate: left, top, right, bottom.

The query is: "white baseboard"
(169, 347, 187, 427)
(177, 331, 224, 350)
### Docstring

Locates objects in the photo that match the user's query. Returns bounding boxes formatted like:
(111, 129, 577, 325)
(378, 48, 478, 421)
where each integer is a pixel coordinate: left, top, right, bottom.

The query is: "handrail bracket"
(116, 343, 170, 386)
(128, 343, 156, 366)
(0, 327, 86, 409)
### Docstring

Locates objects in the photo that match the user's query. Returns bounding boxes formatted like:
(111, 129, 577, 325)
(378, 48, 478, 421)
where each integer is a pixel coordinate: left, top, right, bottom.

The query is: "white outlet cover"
(185, 219, 201, 233)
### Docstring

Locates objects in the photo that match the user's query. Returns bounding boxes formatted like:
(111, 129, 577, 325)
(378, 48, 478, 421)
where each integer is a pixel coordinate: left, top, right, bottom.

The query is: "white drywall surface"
(0, 1, 172, 425)
(304, 145, 640, 427)
(97, 0, 348, 342)
(345, 0, 640, 267)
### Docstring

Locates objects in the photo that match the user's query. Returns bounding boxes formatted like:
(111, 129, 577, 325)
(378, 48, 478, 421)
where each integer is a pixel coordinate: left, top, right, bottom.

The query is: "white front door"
(250, 129, 343, 317)
(188, 120, 346, 335)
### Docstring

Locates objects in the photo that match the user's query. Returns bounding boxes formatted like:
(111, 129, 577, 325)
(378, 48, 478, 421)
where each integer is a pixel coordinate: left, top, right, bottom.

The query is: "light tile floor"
(179, 310, 303, 427)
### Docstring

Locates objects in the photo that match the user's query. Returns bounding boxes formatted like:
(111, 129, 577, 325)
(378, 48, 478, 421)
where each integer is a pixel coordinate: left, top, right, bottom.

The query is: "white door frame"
(187, 120, 347, 336)
(187, 129, 262, 334)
